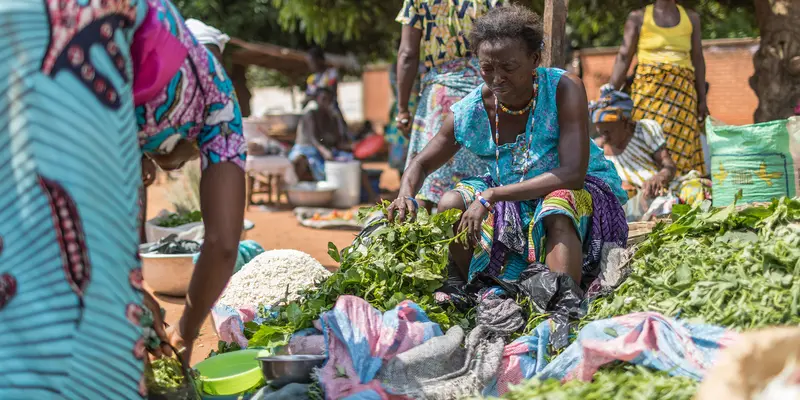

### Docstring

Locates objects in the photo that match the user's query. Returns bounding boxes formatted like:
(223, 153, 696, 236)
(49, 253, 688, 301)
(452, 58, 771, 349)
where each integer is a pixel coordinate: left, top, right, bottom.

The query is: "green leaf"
(328, 242, 340, 263)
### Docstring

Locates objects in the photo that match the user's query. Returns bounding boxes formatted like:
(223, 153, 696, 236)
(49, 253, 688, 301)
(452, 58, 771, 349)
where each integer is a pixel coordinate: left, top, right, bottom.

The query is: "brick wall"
(362, 65, 392, 130)
(580, 37, 760, 126)
(361, 38, 761, 129)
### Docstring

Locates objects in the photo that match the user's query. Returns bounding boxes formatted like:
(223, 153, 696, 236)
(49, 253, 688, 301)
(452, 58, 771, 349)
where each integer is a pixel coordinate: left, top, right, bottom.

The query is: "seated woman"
(289, 88, 354, 182)
(388, 5, 628, 288)
(590, 87, 710, 221)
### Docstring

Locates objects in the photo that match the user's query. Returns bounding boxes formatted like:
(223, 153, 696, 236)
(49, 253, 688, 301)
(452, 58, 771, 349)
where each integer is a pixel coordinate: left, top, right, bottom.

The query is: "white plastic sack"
(145, 209, 204, 243)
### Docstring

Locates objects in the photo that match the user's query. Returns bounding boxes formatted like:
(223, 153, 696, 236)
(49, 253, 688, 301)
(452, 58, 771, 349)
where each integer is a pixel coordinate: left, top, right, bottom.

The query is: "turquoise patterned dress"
(450, 68, 628, 283)
(0, 0, 244, 398)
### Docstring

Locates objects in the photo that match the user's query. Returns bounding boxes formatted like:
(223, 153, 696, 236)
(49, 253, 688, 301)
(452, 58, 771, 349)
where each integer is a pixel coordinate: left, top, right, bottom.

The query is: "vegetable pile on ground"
(495, 364, 698, 400)
(145, 358, 196, 398)
(586, 197, 800, 329)
(246, 204, 471, 350)
(156, 210, 202, 228)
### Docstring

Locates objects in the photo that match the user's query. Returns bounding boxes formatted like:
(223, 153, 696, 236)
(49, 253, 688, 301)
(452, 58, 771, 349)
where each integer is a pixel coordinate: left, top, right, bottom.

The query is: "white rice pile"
(217, 249, 331, 309)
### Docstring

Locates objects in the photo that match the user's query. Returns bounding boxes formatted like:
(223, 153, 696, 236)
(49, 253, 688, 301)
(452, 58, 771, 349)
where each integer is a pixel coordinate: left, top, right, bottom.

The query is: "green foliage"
(586, 197, 800, 329)
(173, 0, 757, 66)
(557, 0, 757, 48)
(246, 203, 472, 352)
(494, 364, 698, 400)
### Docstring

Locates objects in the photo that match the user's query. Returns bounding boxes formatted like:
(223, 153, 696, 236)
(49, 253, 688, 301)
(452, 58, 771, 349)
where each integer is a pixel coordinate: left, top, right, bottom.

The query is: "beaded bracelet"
(476, 192, 493, 212)
(407, 196, 419, 211)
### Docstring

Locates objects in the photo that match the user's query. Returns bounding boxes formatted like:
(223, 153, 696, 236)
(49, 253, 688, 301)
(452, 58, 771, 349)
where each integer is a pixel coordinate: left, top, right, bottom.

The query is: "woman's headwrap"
(589, 84, 634, 123)
(185, 19, 231, 53)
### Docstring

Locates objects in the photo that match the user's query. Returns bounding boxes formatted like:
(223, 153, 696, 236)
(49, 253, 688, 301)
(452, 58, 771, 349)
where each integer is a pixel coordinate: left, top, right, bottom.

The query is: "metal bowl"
(257, 355, 326, 388)
(140, 252, 197, 297)
(287, 182, 338, 208)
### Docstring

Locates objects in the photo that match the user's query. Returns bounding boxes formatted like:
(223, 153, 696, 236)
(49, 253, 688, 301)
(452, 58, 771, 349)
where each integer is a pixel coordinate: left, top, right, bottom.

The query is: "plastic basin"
(194, 349, 263, 395)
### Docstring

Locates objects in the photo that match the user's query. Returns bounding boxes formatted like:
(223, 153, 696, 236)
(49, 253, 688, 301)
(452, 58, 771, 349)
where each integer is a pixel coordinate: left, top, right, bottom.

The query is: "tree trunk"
(750, 0, 800, 122)
(543, 0, 569, 68)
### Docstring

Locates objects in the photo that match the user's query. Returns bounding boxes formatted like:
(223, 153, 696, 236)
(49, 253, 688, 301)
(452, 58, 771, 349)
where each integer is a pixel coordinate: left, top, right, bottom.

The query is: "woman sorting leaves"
(388, 5, 628, 292)
(590, 87, 710, 221)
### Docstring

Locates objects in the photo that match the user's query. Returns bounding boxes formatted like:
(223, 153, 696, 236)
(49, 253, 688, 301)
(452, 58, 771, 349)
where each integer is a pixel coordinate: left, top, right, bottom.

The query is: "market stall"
(144, 196, 800, 399)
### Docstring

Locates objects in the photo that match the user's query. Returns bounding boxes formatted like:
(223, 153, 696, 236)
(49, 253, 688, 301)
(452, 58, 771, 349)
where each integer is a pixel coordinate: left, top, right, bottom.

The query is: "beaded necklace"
(492, 73, 539, 183)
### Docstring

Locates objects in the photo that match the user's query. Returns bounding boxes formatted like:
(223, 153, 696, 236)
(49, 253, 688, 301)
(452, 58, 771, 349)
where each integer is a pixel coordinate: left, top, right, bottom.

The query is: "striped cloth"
(630, 63, 706, 176)
(605, 119, 666, 189)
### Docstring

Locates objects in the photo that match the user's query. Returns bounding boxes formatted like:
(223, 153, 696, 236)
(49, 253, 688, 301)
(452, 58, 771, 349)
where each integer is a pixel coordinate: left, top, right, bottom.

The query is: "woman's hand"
(697, 100, 710, 123)
(141, 156, 157, 187)
(164, 324, 194, 369)
(396, 110, 412, 137)
(319, 147, 335, 161)
(642, 173, 669, 199)
(459, 199, 490, 246)
(387, 196, 418, 223)
(141, 291, 173, 358)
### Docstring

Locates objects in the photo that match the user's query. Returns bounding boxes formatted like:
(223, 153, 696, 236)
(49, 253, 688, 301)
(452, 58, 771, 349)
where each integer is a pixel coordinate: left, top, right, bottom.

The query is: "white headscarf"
(185, 19, 231, 53)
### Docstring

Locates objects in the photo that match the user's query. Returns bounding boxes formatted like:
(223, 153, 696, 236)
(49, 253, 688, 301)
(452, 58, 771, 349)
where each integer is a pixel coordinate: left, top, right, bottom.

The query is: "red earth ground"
(147, 162, 400, 365)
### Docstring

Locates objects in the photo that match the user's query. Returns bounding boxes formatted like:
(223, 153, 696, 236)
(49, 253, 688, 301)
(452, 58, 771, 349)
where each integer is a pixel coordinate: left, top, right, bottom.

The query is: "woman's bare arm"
(398, 114, 461, 198)
(180, 162, 245, 341)
(397, 25, 423, 114)
(484, 73, 590, 203)
(609, 11, 643, 90)
(688, 10, 708, 119)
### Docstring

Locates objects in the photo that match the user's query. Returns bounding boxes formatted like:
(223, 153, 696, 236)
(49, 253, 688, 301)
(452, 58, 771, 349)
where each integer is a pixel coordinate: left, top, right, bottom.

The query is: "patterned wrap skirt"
(0, 0, 151, 398)
(406, 58, 490, 203)
(630, 63, 706, 176)
(453, 175, 629, 285)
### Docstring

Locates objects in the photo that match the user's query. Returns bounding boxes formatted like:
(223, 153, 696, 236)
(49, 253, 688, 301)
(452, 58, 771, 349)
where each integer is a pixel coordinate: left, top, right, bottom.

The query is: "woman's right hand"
(141, 156, 157, 187)
(396, 110, 412, 137)
(387, 196, 418, 223)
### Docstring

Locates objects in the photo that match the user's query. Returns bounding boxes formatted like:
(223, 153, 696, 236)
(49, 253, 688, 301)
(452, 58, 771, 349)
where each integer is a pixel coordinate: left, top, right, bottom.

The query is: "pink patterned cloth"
(131, 2, 187, 105)
(134, 0, 246, 170)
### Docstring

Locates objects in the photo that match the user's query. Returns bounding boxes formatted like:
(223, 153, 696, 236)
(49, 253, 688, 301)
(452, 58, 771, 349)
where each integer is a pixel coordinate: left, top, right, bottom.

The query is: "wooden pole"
(543, 0, 569, 68)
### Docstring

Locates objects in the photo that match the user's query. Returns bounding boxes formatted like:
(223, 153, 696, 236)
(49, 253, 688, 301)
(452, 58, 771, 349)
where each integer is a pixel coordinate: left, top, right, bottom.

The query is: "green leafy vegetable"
(587, 197, 800, 329)
(248, 203, 470, 351)
(494, 365, 698, 400)
(145, 358, 189, 393)
(156, 211, 202, 228)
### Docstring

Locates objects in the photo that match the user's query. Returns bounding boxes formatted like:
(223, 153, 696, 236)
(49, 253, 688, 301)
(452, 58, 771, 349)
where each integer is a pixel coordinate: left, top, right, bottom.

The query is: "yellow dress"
(630, 4, 706, 176)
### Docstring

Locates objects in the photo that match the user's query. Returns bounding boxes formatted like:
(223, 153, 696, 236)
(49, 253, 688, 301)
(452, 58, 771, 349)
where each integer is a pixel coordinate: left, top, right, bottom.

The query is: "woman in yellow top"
(395, 0, 506, 208)
(608, 0, 708, 176)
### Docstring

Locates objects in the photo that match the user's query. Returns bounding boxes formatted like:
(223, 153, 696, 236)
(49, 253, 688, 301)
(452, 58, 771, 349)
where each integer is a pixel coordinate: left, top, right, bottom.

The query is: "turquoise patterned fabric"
(450, 67, 628, 205)
(0, 0, 150, 398)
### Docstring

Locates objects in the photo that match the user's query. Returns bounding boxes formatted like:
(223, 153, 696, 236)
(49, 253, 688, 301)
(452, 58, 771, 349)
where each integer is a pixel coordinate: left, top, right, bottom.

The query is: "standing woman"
(395, 0, 506, 208)
(385, 59, 422, 176)
(0, 0, 243, 397)
(608, 0, 708, 176)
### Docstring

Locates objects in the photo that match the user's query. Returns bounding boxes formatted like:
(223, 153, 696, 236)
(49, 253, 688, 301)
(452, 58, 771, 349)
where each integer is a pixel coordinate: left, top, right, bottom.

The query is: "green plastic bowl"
(194, 349, 264, 395)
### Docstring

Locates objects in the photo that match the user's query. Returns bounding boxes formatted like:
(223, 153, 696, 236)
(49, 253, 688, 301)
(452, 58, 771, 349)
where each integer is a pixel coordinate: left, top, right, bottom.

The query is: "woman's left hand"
(141, 291, 173, 358)
(697, 100, 710, 123)
(459, 199, 490, 246)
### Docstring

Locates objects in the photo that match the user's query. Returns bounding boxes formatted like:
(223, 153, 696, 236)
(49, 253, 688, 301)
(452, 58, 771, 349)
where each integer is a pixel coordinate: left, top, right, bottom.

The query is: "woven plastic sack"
(696, 327, 800, 400)
(706, 117, 800, 206)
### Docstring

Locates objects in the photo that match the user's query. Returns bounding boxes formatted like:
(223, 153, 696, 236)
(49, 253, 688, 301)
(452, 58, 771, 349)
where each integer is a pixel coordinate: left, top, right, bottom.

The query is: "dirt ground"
(147, 162, 400, 365)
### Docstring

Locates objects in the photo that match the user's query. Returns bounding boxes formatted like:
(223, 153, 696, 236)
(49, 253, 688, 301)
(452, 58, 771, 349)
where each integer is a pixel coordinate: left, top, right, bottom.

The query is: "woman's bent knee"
(439, 190, 466, 211)
(543, 214, 577, 236)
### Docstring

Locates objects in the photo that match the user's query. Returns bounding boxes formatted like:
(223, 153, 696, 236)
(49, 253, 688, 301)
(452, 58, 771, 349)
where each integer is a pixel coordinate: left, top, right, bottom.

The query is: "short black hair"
(469, 4, 544, 55)
(308, 46, 325, 61)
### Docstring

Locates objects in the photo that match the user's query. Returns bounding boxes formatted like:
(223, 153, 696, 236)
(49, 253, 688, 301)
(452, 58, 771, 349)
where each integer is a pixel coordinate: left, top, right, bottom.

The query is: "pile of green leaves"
(156, 211, 202, 228)
(495, 365, 697, 400)
(145, 358, 190, 394)
(247, 203, 470, 351)
(587, 197, 800, 329)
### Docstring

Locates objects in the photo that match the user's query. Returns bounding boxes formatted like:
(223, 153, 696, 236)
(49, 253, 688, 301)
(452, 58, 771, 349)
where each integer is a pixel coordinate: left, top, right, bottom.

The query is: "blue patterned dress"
(0, 1, 235, 398)
(450, 68, 629, 283)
